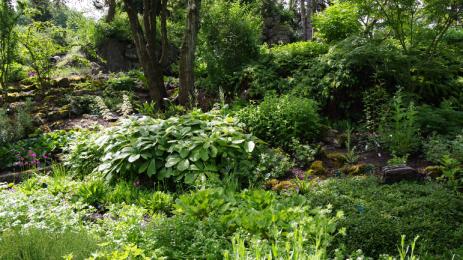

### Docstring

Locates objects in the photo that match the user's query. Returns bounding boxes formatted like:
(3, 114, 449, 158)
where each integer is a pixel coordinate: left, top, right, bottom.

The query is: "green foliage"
(76, 176, 109, 206)
(305, 177, 463, 257)
(289, 138, 318, 167)
(378, 91, 420, 156)
(173, 188, 344, 258)
(292, 37, 409, 118)
(106, 72, 138, 91)
(269, 41, 329, 75)
(67, 111, 258, 188)
(138, 191, 174, 215)
(362, 85, 391, 131)
(440, 155, 463, 191)
(65, 130, 103, 176)
(19, 21, 63, 89)
(0, 228, 98, 260)
(387, 153, 409, 166)
(238, 95, 320, 148)
(417, 104, 463, 137)
(314, 1, 361, 42)
(200, 0, 262, 91)
(423, 133, 463, 164)
(0, 99, 34, 147)
(240, 42, 328, 98)
(254, 148, 294, 181)
(94, 14, 132, 47)
(145, 215, 230, 259)
(0, 0, 19, 100)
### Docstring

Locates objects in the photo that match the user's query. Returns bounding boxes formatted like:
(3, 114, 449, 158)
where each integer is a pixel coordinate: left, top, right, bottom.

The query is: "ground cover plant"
(0, 0, 462, 259)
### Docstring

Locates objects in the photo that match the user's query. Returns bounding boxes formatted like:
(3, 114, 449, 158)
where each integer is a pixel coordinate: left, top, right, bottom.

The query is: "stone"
(56, 77, 71, 88)
(308, 160, 327, 176)
(340, 163, 375, 176)
(381, 165, 424, 184)
(422, 166, 444, 179)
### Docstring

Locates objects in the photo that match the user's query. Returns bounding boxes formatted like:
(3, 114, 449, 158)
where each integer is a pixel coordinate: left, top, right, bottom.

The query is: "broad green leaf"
(177, 159, 190, 172)
(147, 159, 156, 176)
(138, 160, 150, 173)
(165, 156, 181, 168)
(128, 154, 140, 163)
(245, 141, 255, 153)
(184, 172, 196, 184)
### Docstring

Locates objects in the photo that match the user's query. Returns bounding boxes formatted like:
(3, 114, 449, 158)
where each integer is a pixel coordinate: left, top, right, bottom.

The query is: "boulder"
(381, 165, 424, 184)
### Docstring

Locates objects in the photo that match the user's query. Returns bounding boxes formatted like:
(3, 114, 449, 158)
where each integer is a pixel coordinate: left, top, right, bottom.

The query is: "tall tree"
(123, 0, 169, 109)
(106, 0, 117, 22)
(0, 0, 19, 104)
(179, 0, 201, 106)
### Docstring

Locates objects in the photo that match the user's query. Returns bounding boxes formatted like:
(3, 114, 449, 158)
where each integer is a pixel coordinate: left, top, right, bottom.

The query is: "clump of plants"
(238, 95, 320, 148)
(378, 91, 420, 156)
(66, 110, 258, 189)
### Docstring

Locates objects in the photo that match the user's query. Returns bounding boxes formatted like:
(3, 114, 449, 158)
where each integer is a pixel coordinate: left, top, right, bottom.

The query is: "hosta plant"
(68, 110, 258, 189)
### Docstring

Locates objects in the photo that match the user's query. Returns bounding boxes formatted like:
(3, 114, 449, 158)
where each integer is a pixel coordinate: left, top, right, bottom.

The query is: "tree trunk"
(179, 0, 201, 107)
(123, 0, 168, 109)
(301, 0, 308, 40)
(306, 0, 313, 40)
(105, 0, 116, 23)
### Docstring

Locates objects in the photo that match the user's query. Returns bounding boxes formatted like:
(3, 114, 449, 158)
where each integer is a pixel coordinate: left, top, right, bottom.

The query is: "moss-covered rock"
(308, 160, 327, 175)
(325, 151, 347, 167)
(340, 163, 375, 175)
(422, 166, 444, 179)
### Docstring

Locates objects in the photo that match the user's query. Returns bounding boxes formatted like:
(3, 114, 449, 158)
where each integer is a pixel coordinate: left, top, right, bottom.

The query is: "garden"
(0, 0, 462, 259)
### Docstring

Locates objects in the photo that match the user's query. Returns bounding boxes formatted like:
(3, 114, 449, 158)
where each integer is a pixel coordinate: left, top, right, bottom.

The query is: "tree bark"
(179, 0, 201, 107)
(123, 0, 168, 109)
(105, 0, 116, 23)
(301, 0, 308, 40)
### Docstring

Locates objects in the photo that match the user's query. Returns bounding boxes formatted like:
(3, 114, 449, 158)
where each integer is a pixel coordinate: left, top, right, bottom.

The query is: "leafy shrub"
(0, 228, 98, 260)
(67, 111, 258, 189)
(0, 99, 34, 147)
(238, 95, 320, 148)
(65, 130, 103, 176)
(76, 176, 109, 206)
(200, 0, 262, 91)
(289, 138, 318, 167)
(305, 177, 463, 257)
(94, 13, 132, 47)
(240, 42, 328, 98)
(423, 133, 463, 164)
(145, 215, 230, 259)
(138, 191, 174, 215)
(313, 1, 361, 42)
(106, 72, 138, 91)
(417, 104, 463, 137)
(378, 91, 420, 156)
(269, 41, 329, 75)
(106, 180, 141, 205)
(173, 188, 344, 258)
(0, 130, 75, 170)
(291, 37, 409, 118)
(254, 148, 295, 181)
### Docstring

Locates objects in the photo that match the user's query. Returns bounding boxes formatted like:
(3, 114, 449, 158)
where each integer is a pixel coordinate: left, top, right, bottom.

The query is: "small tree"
(0, 0, 19, 104)
(19, 21, 62, 92)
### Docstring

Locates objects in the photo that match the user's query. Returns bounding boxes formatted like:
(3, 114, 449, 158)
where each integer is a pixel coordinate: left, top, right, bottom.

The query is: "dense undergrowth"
(0, 0, 463, 259)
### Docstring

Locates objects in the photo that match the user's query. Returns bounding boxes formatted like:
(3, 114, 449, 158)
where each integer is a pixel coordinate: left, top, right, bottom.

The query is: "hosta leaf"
(184, 172, 196, 184)
(165, 156, 181, 168)
(232, 139, 245, 144)
(199, 148, 209, 161)
(245, 141, 255, 153)
(128, 154, 140, 163)
(147, 159, 157, 176)
(177, 159, 190, 171)
(139, 160, 150, 173)
(179, 149, 190, 159)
